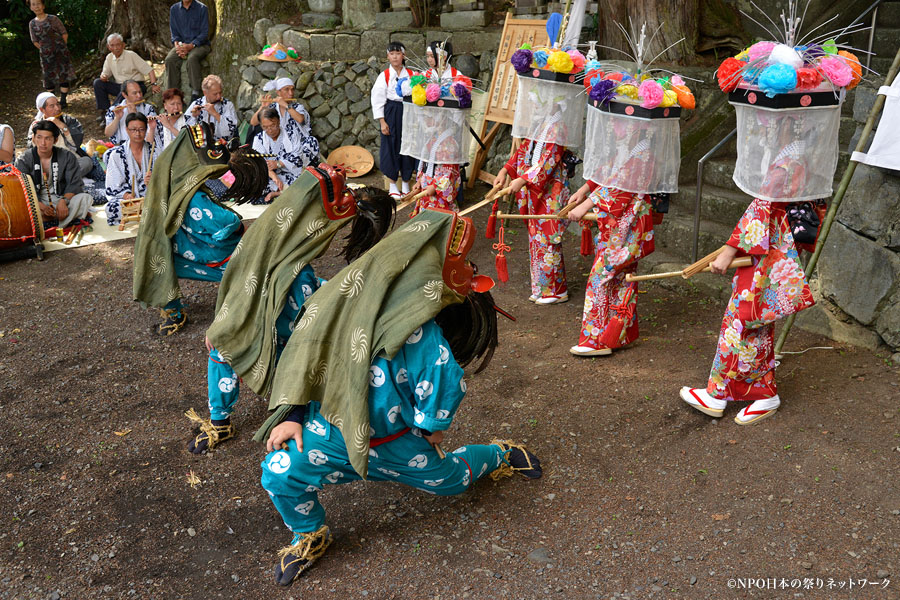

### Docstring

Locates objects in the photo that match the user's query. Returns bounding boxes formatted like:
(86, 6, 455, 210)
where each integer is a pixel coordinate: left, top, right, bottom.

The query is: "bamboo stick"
(774, 45, 900, 357)
(625, 257, 752, 282)
(497, 212, 599, 221)
(681, 245, 727, 278)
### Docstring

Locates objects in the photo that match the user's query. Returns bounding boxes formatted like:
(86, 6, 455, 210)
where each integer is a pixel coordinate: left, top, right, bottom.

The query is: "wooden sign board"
(468, 13, 548, 188)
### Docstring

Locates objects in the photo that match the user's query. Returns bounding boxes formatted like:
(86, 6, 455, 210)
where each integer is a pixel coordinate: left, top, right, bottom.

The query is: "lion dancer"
(133, 123, 270, 335)
(254, 210, 541, 586)
(186, 164, 395, 453)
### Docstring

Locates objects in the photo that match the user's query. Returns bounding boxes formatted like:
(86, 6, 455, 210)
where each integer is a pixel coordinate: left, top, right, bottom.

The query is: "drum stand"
(119, 197, 144, 231)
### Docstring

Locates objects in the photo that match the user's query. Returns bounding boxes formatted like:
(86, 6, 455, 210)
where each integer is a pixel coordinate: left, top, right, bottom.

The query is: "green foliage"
(0, 0, 107, 64)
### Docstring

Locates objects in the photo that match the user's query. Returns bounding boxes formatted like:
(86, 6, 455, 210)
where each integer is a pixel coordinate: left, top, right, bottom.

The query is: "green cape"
(254, 210, 467, 479)
(132, 127, 230, 309)
(206, 170, 355, 396)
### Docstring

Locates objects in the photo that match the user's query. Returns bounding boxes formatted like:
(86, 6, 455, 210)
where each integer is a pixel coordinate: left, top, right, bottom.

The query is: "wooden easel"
(467, 13, 548, 189)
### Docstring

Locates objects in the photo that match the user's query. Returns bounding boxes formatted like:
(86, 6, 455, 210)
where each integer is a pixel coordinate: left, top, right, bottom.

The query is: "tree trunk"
(104, 0, 180, 61)
(207, 0, 285, 94)
(598, 0, 699, 65)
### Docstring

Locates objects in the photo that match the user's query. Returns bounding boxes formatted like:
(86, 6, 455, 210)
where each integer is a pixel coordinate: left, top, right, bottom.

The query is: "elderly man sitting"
(15, 121, 91, 229)
(93, 33, 160, 123)
(104, 80, 158, 145)
(184, 74, 238, 140)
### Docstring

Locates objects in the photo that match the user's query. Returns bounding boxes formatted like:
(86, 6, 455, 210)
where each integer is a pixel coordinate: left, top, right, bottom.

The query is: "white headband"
(263, 77, 294, 92)
(36, 92, 56, 111)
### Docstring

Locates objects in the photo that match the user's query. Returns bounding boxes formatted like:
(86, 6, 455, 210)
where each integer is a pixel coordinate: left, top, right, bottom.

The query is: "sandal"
(275, 525, 333, 586)
(185, 408, 235, 454)
(158, 307, 187, 336)
(489, 439, 542, 480)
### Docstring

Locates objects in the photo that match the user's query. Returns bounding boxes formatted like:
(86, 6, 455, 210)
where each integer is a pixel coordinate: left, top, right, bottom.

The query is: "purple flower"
(805, 43, 825, 60)
(589, 79, 617, 105)
(511, 49, 533, 73)
(453, 82, 471, 108)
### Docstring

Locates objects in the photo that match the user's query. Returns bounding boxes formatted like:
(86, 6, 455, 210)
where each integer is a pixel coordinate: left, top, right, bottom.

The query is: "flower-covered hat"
(257, 42, 301, 63)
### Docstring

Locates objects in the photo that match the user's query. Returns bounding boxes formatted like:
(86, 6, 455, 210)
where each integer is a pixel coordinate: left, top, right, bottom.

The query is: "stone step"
(680, 181, 751, 227)
(652, 204, 735, 264)
(868, 55, 895, 78)
(876, 1, 900, 28)
(871, 27, 900, 58)
(700, 156, 736, 190)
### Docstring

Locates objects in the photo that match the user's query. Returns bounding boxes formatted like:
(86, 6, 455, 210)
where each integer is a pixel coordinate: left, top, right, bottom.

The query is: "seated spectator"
(15, 120, 91, 228)
(251, 78, 314, 144)
(105, 113, 155, 225)
(28, 92, 93, 178)
(104, 80, 158, 145)
(165, 0, 211, 101)
(150, 88, 187, 152)
(251, 108, 308, 203)
(0, 124, 13, 164)
(184, 74, 238, 140)
(93, 33, 160, 122)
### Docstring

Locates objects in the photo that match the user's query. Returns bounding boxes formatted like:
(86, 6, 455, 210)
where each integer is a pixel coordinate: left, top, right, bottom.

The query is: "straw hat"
(326, 146, 374, 178)
(258, 43, 300, 63)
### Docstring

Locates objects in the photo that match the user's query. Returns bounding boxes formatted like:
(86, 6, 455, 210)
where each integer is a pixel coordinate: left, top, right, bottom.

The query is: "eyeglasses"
(127, 127, 147, 133)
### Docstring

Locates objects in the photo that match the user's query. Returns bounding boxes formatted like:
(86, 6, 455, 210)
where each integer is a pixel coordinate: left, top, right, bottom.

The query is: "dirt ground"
(2, 79, 900, 600)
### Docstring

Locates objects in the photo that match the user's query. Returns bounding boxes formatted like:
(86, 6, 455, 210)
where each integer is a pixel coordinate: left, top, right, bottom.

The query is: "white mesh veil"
(400, 103, 470, 165)
(511, 76, 585, 149)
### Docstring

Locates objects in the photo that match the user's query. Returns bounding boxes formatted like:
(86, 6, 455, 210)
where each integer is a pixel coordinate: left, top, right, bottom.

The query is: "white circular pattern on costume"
(395, 368, 408, 384)
(183, 250, 195, 261)
(217, 376, 236, 393)
(368, 448, 379, 458)
(339, 268, 365, 298)
(452, 447, 465, 454)
(189, 207, 203, 221)
(369, 365, 386, 387)
(387, 405, 400, 423)
(377, 467, 400, 477)
(301, 284, 313, 299)
(462, 469, 470, 486)
(424, 478, 444, 487)
(411, 428, 423, 437)
(203, 208, 213, 219)
(414, 409, 425, 425)
(193, 268, 206, 275)
(415, 381, 434, 401)
(184, 226, 193, 234)
(294, 500, 315, 515)
(307, 449, 328, 466)
(451, 456, 459, 464)
(350, 327, 369, 363)
(150, 255, 167, 274)
(423, 280, 443, 302)
(436, 409, 450, 420)
(305, 420, 326, 436)
(479, 464, 488, 477)
(287, 296, 299, 311)
(408, 454, 428, 469)
(267, 451, 291, 474)
(244, 273, 258, 295)
(406, 327, 423, 344)
(276, 207, 294, 231)
(460, 379, 467, 393)
(325, 471, 343, 484)
(305, 484, 321, 493)
(435, 345, 450, 365)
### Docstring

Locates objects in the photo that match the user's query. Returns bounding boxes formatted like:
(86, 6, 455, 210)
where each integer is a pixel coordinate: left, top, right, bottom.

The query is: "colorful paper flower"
(805, 43, 825, 60)
(547, 50, 574, 73)
(520, 42, 532, 50)
(589, 79, 617, 105)
(671, 75, 685, 87)
(742, 65, 763, 84)
(287, 48, 299, 59)
(769, 43, 803, 68)
(673, 84, 695, 109)
(274, 50, 287, 60)
(262, 47, 276, 57)
(583, 68, 604, 90)
(567, 49, 586, 73)
(638, 79, 664, 108)
(606, 72, 624, 82)
(411, 85, 427, 106)
(410, 74, 426, 87)
(452, 82, 471, 108)
(585, 59, 603, 72)
(838, 50, 862, 90)
(717, 57, 745, 92)
(425, 83, 441, 102)
(660, 89, 678, 108)
(795, 67, 822, 89)
(511, 49, 533, 73)
(616, 83, 639, 99)
(453, 73, 473, 91)
(758, 63, 797, 97)
(820, 56, 852, 87)
(533, 50, 549, 68)
(822, 39, 838, 54)
(748, 41, 775, 63)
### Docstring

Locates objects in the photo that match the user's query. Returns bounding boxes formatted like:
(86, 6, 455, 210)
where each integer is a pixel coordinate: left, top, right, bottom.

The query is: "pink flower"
(671, 74, 685, 86)
(567, 49, 586, 73)
(425, 84, 441, 102)
(819, 56, 852, 87)
(770, 258, 801, 285)
(638, 79, 664, 109)
(748, 41, 775, 63)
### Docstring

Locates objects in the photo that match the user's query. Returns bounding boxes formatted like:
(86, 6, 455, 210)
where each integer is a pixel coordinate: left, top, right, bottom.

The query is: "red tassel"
(485, 199, 499, 239)
(580, 222, 594, 256)
(492, 224, 511, 283)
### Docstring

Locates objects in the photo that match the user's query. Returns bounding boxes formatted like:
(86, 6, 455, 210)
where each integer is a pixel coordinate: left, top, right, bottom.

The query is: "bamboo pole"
(497, 212, 598, 221)
(774, 46, 900, 357)
(625, 257, 752, 282)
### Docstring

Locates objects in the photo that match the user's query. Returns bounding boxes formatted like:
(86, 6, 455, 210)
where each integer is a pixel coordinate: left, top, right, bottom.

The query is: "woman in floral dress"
(680, 157, 816, 425)
(28, 0, 76, 108)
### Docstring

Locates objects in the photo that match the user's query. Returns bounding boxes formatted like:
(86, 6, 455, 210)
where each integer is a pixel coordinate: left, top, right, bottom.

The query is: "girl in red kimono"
(565, 181, 656, 355)
(493, 132, 571, 304)
(410, 128, 461, 216)
(681, 157, 816, 425)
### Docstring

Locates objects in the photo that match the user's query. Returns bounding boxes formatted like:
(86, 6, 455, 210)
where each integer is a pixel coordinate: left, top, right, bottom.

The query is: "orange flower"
(673, 84, 695, 109)
(838, 50, 862, 90)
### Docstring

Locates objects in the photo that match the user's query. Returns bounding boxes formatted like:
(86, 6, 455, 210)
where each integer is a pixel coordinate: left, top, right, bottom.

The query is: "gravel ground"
(1, 78, 899, 600)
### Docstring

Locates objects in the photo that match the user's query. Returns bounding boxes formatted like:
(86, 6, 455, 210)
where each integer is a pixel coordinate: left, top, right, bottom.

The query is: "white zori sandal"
(734, 396, 780, 426)
(679, 387, 727, 418)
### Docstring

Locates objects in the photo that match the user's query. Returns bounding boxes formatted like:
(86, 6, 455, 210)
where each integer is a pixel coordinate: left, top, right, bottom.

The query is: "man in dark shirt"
(164, 0, 210, 101)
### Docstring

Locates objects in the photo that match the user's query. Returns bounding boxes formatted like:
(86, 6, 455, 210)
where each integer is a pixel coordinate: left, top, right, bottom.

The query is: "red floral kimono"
(578, 183, 655, 349)
(706, 198, 815, 402)
(410, 162, 460, 217)
(504, 139, 570, 298)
